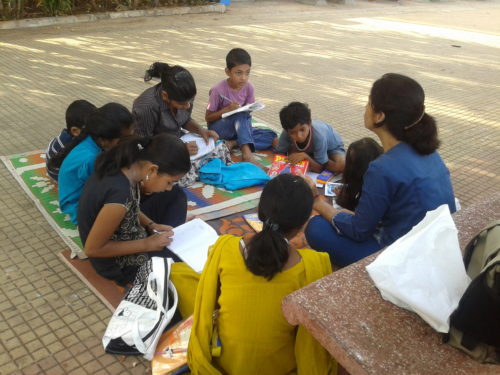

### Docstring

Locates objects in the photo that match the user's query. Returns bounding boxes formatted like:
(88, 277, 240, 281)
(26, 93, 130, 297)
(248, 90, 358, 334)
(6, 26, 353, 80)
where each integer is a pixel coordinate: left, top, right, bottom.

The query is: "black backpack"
(445, 220, 500, 363)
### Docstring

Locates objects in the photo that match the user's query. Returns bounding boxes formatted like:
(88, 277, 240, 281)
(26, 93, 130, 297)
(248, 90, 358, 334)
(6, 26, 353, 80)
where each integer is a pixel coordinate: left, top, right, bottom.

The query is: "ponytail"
(144, 61, 196, 102)
(144, 62, 170, 82)
(95, 133, 190, 179)
(245, 174, 313, 280)
(245, 221, 290, 281)
(399, 113, 440, 155)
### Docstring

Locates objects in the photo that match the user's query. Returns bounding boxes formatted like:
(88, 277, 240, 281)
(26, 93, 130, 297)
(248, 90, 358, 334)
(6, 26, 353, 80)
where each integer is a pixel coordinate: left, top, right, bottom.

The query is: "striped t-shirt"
(45, 128, 73, 181)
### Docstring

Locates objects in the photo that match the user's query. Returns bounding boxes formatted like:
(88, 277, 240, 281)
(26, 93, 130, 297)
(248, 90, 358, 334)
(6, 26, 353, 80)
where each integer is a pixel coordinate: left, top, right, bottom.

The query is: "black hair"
(144, 62, 196, 102)
(370, 73, 440, 155)
(94, 134, 190, 179)
(245, 174, 313, 280)
(65, 99, 96, 131)
(226, 48, 252, 70)
(48, 103, 133, 170)
(279, 102, 312, 130)
(336, 138, 383, 211)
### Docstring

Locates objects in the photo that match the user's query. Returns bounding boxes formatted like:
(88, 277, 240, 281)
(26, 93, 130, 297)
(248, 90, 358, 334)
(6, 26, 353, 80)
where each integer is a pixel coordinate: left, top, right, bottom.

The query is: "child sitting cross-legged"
(45, 99, 97, 181)
(276, 102, 346, 173)
(205, 48, 277, 168)
(188, 174, 335, 375)
(78, 134, 191, 286)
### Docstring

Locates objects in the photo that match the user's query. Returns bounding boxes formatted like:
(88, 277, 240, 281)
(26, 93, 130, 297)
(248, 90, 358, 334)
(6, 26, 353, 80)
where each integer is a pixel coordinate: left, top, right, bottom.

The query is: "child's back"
(45, 100, 96, 181)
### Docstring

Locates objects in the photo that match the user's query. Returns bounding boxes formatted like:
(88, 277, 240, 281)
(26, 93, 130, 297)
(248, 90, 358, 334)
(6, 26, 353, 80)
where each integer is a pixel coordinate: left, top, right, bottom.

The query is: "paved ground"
(0, 0, 499, 373)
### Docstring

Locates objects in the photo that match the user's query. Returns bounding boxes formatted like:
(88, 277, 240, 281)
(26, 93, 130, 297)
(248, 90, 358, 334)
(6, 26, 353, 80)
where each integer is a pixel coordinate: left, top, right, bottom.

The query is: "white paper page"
(180, 133, 215, 160)
(168, 218, 219, 273)
(221, 101, 265, 118)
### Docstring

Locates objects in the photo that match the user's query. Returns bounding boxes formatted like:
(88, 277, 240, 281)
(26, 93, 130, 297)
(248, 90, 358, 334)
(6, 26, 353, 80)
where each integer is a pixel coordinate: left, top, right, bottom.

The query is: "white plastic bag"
(103, 257, 178, 360)
(366, 204, 470, 333)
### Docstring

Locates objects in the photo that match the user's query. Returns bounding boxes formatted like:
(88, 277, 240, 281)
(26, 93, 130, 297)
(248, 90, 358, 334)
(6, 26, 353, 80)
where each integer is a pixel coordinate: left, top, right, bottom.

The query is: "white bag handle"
(131, 258, 178, 354)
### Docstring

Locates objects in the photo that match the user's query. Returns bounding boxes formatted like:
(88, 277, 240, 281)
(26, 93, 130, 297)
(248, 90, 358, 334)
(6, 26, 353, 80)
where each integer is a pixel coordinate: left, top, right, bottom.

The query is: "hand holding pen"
(219, 94, 240, 111)
(147, 224, 174, 250)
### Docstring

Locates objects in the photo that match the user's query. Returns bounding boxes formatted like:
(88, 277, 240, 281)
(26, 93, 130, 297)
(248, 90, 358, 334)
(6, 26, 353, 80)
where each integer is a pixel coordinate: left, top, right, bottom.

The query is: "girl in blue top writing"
(305, 73, 456, 267)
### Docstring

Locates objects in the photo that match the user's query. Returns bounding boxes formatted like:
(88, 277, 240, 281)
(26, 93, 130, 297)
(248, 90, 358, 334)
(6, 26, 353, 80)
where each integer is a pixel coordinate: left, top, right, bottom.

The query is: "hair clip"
(137, 143, 144, 151)
(404, 106, 426, 130)
(264, 218, 279, 232)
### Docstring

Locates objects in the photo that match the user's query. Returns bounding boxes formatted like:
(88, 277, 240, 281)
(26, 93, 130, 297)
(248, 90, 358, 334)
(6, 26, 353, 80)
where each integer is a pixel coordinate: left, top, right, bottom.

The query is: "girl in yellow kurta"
(188, 174, 336, 375)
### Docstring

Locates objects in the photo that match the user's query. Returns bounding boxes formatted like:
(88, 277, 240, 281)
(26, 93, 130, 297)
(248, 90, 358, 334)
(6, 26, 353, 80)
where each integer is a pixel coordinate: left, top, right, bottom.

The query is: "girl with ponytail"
(188, 174, 334, 374)
(133, 62, 219, 148)
(77, 134, 191, 285)
(306, 73, 457, 267)
(133, 62, 231, 187)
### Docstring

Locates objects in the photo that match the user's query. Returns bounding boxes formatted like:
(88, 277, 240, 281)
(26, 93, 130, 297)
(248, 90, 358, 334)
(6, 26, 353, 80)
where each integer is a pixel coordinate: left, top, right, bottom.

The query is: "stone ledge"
(0, 3, 226, 30)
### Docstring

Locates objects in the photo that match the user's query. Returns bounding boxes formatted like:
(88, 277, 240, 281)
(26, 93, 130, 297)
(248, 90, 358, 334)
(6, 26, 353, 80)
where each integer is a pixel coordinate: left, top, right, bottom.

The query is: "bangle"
(145, 221, 154, 230)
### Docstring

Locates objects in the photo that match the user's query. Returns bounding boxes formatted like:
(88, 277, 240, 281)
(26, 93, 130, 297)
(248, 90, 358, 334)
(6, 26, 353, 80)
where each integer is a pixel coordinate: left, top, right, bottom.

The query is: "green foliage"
(42, 0, 71, 15)
(0, 0, 208, 19)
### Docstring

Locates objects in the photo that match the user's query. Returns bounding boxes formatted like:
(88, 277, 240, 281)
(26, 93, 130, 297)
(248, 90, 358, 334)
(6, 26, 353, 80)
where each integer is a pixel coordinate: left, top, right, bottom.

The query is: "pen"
(219, 94, 233, 103)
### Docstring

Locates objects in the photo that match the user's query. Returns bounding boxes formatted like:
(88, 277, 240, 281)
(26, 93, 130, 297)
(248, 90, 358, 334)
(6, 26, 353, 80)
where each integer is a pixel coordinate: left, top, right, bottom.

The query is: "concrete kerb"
(0, 3, 226, 30)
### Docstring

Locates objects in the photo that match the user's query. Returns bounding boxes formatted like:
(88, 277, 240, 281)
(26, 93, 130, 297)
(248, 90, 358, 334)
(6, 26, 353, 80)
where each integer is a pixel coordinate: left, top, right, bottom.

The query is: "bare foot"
(225, 140, 238, 150)
(242, 153, 268, 172)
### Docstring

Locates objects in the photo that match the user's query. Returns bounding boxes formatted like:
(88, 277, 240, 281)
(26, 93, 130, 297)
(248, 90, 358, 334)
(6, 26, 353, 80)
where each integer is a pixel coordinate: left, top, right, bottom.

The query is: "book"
(267, 154, 309, 178)
(180, 133, 216, 160)
(243, 213, 263, 233)
(221, 101, 265, 119)
(316, 170, 335, 185)
(168, 218, 219, 273)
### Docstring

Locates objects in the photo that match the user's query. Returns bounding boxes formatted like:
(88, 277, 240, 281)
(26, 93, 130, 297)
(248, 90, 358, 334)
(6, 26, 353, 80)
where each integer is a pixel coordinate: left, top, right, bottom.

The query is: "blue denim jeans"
(305, 215, 381, 267)
(209, 112, 276, 151)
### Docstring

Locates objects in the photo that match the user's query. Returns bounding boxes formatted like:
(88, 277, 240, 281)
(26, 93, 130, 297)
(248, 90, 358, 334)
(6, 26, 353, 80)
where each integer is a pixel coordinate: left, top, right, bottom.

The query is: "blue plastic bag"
(199, 159, 270, 190)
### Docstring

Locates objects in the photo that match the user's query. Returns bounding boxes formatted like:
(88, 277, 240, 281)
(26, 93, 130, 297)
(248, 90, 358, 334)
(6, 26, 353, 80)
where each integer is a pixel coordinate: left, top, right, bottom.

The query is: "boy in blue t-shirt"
(275, 102, 346, 173)
(45, 100, 96, 181)
(205, 48, 277, 168)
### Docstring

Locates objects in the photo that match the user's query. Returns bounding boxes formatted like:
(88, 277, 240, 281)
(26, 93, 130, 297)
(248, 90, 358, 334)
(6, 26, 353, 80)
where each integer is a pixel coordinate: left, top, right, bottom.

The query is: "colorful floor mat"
(1, 148, 273, 258)
(1, 151, 85, 258)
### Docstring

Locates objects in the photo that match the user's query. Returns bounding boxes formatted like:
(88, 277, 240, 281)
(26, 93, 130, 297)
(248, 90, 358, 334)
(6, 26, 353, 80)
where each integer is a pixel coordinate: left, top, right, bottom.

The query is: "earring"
(146, 174, 149, 181)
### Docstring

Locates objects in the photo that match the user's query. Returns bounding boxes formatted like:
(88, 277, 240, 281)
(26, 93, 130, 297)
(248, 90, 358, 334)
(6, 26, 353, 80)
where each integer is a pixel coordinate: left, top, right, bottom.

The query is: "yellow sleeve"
(170, 262, 200, 319)
(188, 235, 234, 375)
(295, 250, 336, 375)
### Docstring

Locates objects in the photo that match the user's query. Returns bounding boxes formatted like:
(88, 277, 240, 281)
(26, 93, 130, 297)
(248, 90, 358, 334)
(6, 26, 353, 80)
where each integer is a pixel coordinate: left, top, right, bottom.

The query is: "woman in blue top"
(305, 73, 456, 267)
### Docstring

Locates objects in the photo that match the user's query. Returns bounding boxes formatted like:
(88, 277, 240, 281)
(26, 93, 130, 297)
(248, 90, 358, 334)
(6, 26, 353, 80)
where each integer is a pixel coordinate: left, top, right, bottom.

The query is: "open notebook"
(180, 133, 216, 160)
(168, 218, 219, 273)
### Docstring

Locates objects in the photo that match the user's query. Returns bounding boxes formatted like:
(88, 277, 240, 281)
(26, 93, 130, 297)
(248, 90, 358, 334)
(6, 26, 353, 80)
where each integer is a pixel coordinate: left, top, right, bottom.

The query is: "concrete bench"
(282, 193, 500, 375)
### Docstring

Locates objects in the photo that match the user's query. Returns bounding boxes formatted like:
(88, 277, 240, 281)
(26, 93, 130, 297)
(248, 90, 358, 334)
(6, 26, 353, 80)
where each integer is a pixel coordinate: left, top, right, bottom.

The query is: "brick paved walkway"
(0, 1, 499, 373)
